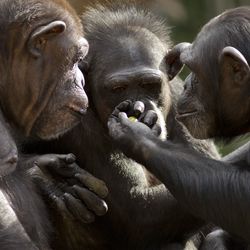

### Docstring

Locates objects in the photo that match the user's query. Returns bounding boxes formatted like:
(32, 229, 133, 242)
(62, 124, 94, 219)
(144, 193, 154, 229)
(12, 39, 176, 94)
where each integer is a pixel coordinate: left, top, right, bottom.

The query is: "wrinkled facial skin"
(2, 18, 89, 140)
(31, 35, 89, 139)
(88, 30, 171, 134)
(177, 67, 218, 139)
(166, 41, 221, 139)
(170, 39, 250, 139)
(29, 30, 89, 140)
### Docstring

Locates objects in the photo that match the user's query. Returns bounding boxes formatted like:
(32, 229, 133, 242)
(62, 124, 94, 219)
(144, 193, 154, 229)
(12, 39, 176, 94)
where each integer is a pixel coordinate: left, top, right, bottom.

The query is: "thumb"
(118, 112, 129, 124)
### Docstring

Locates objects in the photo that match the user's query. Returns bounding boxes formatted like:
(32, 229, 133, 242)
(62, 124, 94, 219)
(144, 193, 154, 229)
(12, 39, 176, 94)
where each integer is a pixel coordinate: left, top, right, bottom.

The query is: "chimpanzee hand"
(108, 100, 161, 155)
(108, 100, 161, 140)
(32, 154, 108, 223)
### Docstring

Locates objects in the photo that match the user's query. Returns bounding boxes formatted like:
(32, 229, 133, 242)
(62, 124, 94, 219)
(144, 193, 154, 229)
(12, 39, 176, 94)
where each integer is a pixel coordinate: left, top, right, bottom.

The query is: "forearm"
(222, 141, 250, 166)
(17, 155, 38, 171)
(130, 136, 250, 242)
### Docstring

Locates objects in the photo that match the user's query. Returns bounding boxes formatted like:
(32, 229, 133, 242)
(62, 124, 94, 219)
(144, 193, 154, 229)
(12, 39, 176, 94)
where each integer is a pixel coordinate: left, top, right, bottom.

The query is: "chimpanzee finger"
(34, 172, 74, 219)
(141, 110, 158, 128)
(63, 193, 95, 223)
(107, 119, 120, 138)
(35, 154, 76, 173)
(112, 100, 132, 117)
(73, 185, 108, 216)
(49, 153, 76, 164)
(64, 153, 76, 164)
(75, 170, 109, 198)
(46, 162, 79, 178)
(133, 101, 145, 117)
(118, 112, 128, 120)
(50, 195, 74, 219)
(152, 124, 162, 137)
(119, 112, 141, 126)
(34, 154, 59, 169)
(107, 112, 120, 127)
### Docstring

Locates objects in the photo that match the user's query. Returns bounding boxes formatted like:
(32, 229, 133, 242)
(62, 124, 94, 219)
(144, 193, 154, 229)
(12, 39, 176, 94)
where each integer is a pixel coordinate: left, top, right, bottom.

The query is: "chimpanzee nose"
(69, 93, 89, 116)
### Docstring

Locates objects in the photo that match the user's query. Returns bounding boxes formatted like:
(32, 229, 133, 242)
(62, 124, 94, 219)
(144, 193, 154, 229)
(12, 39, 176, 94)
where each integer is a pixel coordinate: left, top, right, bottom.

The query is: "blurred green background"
(68, 0, 250, 42)
(68, 0, 250, 155)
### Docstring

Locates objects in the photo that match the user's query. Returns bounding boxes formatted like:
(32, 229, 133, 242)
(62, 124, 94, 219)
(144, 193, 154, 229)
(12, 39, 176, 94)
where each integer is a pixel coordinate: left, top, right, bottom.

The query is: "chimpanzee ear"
(165, 42, 191, 81)
(28, 21, 66, 58)
(219, 46, 250, 86)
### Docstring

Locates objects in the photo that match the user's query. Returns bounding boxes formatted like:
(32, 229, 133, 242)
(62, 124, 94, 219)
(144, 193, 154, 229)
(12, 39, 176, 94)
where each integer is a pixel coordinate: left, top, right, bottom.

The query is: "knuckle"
(84, 213, 95, 223)
(49, 157, 58, 165)
(67, 153, 76, 161)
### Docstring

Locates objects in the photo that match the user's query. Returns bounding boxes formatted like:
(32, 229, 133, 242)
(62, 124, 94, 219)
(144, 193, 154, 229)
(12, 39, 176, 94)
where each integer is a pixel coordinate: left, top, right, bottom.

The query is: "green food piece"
(128, 116, 138, 122)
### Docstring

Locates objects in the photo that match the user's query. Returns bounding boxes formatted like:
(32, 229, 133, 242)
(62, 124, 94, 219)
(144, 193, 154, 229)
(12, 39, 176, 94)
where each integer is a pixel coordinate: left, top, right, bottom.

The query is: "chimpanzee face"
(176, 43, 219, 139)
(167, 37, 250, 139)
(87, 29, 171, 129)
(1, 16, 89, 140)
(29, 28, 89, 140)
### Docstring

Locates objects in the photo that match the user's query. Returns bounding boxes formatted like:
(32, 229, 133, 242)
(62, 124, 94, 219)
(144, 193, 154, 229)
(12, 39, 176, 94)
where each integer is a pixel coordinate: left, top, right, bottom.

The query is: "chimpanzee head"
(166, 6, 250, 139)
(0, 0, 89, 140)
(82, 4, 172, 133)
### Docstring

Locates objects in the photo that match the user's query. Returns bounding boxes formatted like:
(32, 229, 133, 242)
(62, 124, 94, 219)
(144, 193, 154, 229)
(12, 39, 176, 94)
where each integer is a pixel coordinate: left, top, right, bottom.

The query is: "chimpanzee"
(0, 0, 108, 249)
(108, 6, 250, 248)
(0, 109, 37, 249)
(0, 111, 18, 177)
(28, 4, 226, 249)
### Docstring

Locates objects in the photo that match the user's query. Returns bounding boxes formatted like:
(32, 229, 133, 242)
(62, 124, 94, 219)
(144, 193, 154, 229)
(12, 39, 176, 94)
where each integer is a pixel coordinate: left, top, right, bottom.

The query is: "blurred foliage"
(68, 0, 250, 43)
(217, 134, 250, 156)
(68, 0, 250, 155)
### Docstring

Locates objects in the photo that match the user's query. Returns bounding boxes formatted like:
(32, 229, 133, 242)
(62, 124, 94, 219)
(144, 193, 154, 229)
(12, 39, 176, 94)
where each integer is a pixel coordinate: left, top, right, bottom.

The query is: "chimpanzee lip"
(176, 110, 198, 119)
(68, 106, 88, 117)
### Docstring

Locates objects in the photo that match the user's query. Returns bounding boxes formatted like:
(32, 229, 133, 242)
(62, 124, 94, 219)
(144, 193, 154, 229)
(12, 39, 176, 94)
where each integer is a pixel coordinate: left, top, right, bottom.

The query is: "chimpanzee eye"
(112, 85, 127, 92)
(140, 76, 162, 90)
(141, 81, 160, 89)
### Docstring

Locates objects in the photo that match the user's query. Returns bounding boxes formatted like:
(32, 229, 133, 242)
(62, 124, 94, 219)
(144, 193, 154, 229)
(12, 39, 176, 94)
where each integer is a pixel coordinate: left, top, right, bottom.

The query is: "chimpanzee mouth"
(68, 105, 88, 117)
(176, 110, 198, 119)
